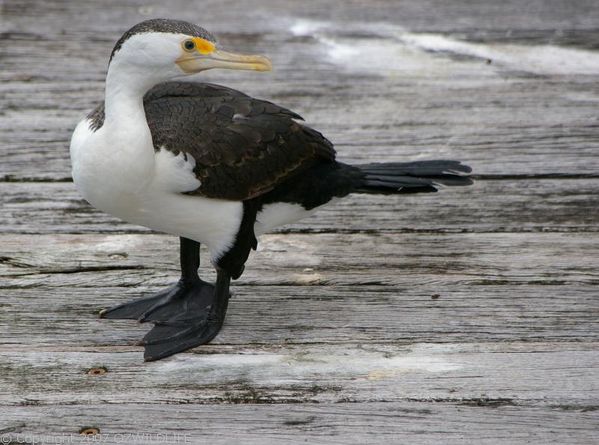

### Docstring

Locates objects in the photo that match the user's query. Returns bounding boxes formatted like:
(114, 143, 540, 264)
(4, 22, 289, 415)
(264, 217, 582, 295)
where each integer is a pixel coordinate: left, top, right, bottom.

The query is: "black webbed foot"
(142, 270, 231, 361)
(99, 279, 216, 323)
(99, 237, 235, 361)
(142, 314, 223, 361)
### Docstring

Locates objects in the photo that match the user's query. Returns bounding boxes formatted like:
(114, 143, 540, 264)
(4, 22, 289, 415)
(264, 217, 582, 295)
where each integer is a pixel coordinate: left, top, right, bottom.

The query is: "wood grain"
(1, 343, 598, 406)
(2, 402, 597, 445)
(2, 0, 598, 443)
(1, 179, 598, 234)
(3, 1, 599, 180)
(1, 232, 597, 352)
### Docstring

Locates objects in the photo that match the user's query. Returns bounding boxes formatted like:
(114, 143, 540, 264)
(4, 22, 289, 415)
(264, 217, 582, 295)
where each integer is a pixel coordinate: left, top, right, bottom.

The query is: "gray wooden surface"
(1, 0, 598, 444)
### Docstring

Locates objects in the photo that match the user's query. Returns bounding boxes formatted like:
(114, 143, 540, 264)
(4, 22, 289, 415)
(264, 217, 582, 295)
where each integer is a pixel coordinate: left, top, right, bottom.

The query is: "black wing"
(143, 82, 336, 200)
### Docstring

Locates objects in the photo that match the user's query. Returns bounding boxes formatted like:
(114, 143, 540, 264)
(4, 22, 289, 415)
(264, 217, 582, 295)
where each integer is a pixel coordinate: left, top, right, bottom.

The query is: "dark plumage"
(88, 82, 334, 201)
(88, 82, 471, 208)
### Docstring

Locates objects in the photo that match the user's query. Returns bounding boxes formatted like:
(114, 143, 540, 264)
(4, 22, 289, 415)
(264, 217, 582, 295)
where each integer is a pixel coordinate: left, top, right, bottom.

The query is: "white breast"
(70, 119, 243, 261)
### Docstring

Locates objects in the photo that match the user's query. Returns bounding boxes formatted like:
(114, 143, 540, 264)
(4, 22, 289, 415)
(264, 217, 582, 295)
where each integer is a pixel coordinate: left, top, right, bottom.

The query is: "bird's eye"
(183, 40, 196, 51)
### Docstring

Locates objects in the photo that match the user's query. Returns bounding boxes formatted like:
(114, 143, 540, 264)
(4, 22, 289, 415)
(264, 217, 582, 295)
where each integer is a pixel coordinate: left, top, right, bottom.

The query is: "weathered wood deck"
(1, 0, 598, 443)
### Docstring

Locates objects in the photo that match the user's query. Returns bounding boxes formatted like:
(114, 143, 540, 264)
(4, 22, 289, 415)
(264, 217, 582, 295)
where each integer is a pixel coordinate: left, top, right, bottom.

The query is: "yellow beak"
(176, 49, 272, 73)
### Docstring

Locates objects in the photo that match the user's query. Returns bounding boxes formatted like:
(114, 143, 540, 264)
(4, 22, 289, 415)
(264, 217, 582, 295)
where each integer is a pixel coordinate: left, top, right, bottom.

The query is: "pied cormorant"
(70, 19, 472, 361)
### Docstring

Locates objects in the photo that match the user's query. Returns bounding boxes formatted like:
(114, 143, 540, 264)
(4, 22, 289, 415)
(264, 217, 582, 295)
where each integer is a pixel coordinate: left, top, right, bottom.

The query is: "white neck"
(104, 60, 159, 127)
(96, 60, 165, 194)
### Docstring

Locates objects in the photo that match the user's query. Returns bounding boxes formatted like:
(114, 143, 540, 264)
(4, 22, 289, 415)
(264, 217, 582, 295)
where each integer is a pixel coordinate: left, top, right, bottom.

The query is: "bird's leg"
(99, 237, 217, 322)
(141, 269, 232, 361)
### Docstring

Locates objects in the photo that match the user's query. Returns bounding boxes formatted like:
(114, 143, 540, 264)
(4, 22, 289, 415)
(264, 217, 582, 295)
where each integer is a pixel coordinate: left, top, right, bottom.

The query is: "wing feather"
(142, 82, 333, 200)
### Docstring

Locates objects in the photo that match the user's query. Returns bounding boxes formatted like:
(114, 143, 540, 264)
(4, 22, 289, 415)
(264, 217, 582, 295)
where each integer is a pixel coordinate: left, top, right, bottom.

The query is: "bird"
(70, 18, 472, 362)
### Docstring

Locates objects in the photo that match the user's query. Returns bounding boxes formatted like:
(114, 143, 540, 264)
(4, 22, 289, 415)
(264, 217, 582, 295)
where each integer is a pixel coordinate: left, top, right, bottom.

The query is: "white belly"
(255, 202, 319, 236)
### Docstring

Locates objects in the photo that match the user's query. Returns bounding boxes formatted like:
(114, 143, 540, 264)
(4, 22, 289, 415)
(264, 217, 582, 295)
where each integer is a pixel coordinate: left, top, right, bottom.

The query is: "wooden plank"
(5, 0, 599, 36)
(1, 233, 597, 286)
(1, 343, 598, 406)
(2, 179, 598, 234)
(2, 284, 597, 347)
(2, 401, 597, 445)
(3, 1, 599, 180)
(1, 233, 597, 348)
(4, 77, 598, 180)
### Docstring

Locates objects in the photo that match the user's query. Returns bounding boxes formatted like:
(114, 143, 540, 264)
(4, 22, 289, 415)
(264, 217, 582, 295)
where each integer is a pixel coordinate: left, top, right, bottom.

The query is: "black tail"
(355, 160, 473, 194)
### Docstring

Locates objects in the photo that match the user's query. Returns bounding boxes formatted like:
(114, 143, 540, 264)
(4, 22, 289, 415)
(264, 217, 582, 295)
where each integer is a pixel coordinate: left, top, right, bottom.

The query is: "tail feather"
(355, 160, 472, 194)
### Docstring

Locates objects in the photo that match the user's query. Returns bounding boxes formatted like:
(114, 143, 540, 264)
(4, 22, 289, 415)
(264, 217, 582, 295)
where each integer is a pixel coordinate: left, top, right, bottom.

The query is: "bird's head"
(108, 19, 272, 86)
